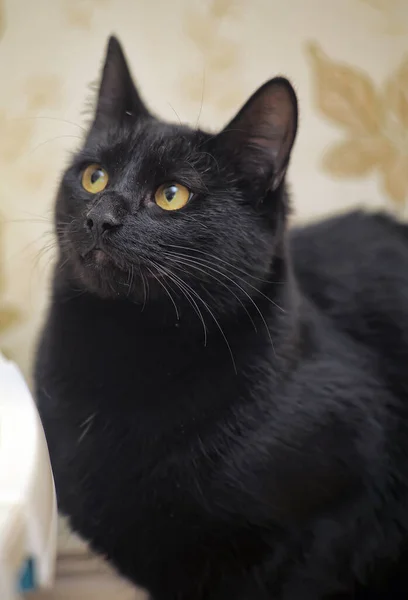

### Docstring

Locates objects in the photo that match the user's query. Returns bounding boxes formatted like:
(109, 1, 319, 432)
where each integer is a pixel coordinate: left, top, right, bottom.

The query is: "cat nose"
(86, 211, 121, 235)
(85, 195, 125, 237)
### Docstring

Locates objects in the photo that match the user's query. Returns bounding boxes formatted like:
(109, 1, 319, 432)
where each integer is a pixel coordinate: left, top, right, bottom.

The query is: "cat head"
(55, 36, 298, 314)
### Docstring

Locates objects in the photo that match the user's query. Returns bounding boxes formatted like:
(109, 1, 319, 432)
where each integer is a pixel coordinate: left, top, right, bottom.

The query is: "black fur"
(35, 37, 408, 599)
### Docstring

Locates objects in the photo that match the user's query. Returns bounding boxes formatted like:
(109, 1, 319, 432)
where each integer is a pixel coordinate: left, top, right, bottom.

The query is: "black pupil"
(164, 186, 178, 202)
(91, 169, 103, 184)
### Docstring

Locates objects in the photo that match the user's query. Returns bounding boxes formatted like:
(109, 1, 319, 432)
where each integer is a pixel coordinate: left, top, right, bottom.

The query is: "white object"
(0, 353, 57, 598)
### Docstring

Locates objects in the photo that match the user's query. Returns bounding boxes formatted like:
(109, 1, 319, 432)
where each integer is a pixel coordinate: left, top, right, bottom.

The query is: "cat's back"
(291, 210, 408, 314)
(290, 210, 408, 372)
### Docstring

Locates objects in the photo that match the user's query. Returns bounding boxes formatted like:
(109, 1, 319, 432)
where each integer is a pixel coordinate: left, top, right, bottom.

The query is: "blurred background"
(0, 0, 407, 597)
(0, 0, 407, 381)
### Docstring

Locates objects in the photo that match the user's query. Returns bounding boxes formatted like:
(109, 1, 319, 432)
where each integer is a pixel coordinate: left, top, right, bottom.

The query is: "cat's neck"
(60, 278, 297, 404)
(53, 247, 301, 344)
(45, 252, 305, 419)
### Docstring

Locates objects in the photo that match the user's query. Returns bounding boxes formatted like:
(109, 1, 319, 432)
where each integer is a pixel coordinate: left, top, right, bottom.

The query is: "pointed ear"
(92, 36, 149, 129)
(219, 78, 298, 191)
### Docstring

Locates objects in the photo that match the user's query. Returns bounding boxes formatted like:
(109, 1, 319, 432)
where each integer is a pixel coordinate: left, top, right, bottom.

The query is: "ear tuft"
(220, 78, 298, 191)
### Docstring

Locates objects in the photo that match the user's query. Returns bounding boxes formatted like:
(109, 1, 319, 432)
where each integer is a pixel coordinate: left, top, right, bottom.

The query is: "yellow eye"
(154, 183, 191, 211)
(81, 164, 109, 194)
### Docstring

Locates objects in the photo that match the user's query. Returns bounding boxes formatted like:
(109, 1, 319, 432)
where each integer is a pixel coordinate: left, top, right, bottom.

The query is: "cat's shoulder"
(290, 209, 408, 289)
(290, 209, 408, 255)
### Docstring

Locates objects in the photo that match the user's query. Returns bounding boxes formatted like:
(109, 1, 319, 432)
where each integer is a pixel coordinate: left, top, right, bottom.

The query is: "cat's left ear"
(219, 78, 298, 191)
(92, 36, 150, 129)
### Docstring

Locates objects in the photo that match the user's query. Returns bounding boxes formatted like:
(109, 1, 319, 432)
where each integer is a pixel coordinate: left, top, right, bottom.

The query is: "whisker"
(146, 262, 180, 321)
(174, 254, 276, 356)
(146, 274, 150, 306)
(167, 103, 183, 126)
(154, 263, 208, 346)
(167, 254, 258, 335)
(29, 134, 82, 155)
(166, 247, 285, 312)
(126, 265, 134, 298)
(169, 254, 276, 356)
(139, 266, 147, 311)
(182, 214, 211, 231)
(183, 159, 209, 192)
(194, 67, 206, 130)
(11, 115, 87, 133)
(164, 244, 276, 284)
(158, 263, 236, 373)
(197, 150, 220, 173)
(3, 217, 50, 225)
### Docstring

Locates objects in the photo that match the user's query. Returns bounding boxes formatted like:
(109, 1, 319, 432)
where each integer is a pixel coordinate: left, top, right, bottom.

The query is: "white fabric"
(0, 353, 57, 598)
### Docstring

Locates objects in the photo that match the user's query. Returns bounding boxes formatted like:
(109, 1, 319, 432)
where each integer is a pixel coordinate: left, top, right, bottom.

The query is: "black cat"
(35, 36, 408, 599)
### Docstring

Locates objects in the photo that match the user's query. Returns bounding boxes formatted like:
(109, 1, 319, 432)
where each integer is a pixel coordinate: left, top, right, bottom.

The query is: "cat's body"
(35, 38, 408, 599)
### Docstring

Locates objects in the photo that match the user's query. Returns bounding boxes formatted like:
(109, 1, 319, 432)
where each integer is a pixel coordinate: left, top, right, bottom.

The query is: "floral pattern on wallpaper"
(182, 0, 244, 114)
(63, 0, 111, 30)
(24, 75, 62, 111)
(0, 110, 35, 163)
(0, 12, 62, 350)
(0, 0, 20, 352)
(308, 43, 408, 206)
(0, 218, 22, 352)
(359, 0, 407, 35)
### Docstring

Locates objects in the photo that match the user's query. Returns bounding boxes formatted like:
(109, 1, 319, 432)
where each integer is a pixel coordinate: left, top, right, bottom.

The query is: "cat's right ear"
(91, 36, 150, 130)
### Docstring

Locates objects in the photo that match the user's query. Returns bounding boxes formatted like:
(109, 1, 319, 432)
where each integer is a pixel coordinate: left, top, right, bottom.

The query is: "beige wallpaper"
(0, 0, 407, 379)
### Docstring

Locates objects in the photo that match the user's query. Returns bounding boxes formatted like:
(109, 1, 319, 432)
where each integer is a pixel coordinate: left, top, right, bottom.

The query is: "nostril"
(101, 220, 118, 233)
(85, 210, 122, 235)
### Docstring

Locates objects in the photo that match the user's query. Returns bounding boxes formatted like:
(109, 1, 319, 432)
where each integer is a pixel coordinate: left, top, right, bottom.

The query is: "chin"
(70, 252, 131, 299)
(71, 251, 161, 303)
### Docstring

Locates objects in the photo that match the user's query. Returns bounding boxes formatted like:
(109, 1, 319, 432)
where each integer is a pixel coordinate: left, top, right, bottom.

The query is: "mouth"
(80, 246, 116, 270)
(73, 242, 165, 300)
(89, 247, 110, 265)
(79, 244, 161, 279)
